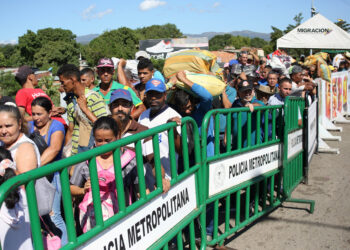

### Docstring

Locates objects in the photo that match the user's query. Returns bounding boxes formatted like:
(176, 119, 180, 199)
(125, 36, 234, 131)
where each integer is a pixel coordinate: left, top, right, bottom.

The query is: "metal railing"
(200, 105, 284, 247)
(0, 117, 204, 250)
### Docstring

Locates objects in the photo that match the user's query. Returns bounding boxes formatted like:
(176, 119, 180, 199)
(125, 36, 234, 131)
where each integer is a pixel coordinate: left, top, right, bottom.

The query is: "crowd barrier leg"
(282, 97, 315, 214)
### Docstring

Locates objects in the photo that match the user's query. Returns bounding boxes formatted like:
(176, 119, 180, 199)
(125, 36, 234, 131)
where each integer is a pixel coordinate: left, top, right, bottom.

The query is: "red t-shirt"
(16, 88, 50, 116)
(15, 88, 66, 127)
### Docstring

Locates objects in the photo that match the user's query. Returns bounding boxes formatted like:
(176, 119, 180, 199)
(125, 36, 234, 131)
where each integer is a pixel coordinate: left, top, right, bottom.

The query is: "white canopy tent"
(277, 14, 350, 49)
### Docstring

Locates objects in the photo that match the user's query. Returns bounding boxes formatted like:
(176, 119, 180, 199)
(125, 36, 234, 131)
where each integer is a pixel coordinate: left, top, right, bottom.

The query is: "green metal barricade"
(283, 97, 315, 213)
(200, 105, 284, 247)
(0, 117, 204, 250)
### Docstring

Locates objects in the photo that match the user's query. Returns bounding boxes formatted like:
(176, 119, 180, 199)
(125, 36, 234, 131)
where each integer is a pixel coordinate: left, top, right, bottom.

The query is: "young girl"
(70, 116, 138, 232)
(0, 147, 33, 250)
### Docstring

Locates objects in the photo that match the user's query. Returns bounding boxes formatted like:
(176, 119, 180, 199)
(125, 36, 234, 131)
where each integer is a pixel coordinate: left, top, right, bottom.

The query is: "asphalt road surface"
(223, 124, 350, 250)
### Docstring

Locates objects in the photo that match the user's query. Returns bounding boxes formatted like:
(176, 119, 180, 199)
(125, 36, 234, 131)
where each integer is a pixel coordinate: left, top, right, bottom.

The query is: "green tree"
(335, 19, 350, 32)
(87, 27, 139, 65)
(151, 58, 165, 73)
(262, 44, 274, 55)
(284, 12, 303, 33)
(0, 71, 21, 98)
(7, 49, 25, 67)
(18, 30, 41, 65)
(209, 34, 233, 51)
(36, 28, 76, 45)
(34, 41, 79, 69)
(250, 37, 268, 48)
(230, 35, 251, 49)
(136, 23, 183, 40)
(270, 26, 284, 51)
(37, 76, 60, 107)
(18, 28, 79, 68)
(0, 52, 5, 66)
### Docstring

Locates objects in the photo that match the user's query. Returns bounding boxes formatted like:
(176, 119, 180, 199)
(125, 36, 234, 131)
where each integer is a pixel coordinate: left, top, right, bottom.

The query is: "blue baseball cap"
(229, 59, 239, 66)
(145, 78, 166, 93)
(109, 89, 132, 104)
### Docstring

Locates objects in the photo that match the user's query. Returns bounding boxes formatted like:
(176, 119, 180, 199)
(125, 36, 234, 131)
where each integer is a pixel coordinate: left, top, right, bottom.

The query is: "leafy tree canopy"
(335, 19, 350, 32)
(17, 28, 79, 68)
(87, 27, 139, 66)
(135, 23, 183, 40)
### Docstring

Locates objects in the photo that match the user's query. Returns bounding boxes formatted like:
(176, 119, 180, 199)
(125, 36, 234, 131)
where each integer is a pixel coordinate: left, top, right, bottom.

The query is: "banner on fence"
(330, 71, 349, 117)
(78, 175, 197, 250)
(287, 129, 303, 159)
(208, 144, 282, 197)
(308, 100, 317, 163)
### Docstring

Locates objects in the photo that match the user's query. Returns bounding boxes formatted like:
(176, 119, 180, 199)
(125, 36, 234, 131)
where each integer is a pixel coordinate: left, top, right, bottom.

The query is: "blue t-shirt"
(231, 97, 265, 149)
(258, 79, 268, 86)
(29, 119, 66, 161)
(219, 86, 237, 133)
(191, 83, 214, 158)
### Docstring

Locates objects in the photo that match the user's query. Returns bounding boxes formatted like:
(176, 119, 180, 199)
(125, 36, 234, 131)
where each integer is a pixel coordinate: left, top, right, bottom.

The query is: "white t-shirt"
(138, 106, 182, 179)
(290, 81, 305, 97)
(9, 134, 41, 169)
(0, 189, 33, 250)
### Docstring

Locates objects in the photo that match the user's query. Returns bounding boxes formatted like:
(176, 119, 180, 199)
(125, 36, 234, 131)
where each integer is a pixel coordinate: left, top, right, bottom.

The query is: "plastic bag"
(167, 71, 226, 97)
(163, 50, 222, 79)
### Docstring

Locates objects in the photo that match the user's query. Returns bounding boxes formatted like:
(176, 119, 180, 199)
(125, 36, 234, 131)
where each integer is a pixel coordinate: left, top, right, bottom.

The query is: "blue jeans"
(206, 203, 214, 236)
(50, 172, 68, 245)
(77, 131, 95, 154)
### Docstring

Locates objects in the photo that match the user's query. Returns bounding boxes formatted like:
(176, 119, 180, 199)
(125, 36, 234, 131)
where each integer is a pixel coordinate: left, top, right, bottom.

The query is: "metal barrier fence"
(200, 105, 284, 247)
(283, 97, 315, 212)
(0, 117, 204, 250)
(0, 100, 318, 249)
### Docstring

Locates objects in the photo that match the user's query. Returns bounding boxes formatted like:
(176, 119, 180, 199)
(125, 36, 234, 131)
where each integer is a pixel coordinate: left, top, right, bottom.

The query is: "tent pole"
(310, 49, 313, 55)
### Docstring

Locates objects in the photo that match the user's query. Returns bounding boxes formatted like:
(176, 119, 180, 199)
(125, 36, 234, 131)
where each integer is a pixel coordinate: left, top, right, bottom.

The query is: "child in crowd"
(0, 147, 33, 250)
(70, 116, 145, 232)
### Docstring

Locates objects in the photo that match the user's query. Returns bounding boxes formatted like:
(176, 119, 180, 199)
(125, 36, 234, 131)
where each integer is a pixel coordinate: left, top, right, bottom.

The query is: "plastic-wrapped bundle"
(166, 71, 226, 97)
(303, 53, 331, 82)
(163, 49, 222, 79)
(111, 57, 139, 81)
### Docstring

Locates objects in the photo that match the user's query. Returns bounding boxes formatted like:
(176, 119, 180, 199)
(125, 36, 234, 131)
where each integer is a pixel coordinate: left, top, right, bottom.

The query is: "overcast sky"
(1, 0, 349, 44)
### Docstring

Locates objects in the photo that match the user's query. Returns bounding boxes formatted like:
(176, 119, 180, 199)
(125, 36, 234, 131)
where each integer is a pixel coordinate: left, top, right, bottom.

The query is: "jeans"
(206, 202, 214, 236)
(50, 172, 68, 245)
(77, 131, 95, 154)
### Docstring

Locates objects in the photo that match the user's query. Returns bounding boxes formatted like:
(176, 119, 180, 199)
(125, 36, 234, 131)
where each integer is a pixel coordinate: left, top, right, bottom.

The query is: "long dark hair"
(0, 147, 19, 209)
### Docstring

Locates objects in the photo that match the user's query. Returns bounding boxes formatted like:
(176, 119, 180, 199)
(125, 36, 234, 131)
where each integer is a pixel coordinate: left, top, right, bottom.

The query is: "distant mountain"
(76, 34, 99, 44)
(76, 30, 270, 44)
(184, 30, 270, 41)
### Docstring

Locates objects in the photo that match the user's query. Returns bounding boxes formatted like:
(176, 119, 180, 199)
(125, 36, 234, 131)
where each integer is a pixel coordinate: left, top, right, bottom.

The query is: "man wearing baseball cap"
(93, 57, 145, 119)
(15, 65, 66, 125)
(226, 80, 264, 149)
(138, 78, 182, 182)
(108, 89, 161, 194)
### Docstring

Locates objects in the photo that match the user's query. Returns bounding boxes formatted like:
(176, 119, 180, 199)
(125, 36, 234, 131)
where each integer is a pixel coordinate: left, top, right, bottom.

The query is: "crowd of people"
(0, 48, 349, 249)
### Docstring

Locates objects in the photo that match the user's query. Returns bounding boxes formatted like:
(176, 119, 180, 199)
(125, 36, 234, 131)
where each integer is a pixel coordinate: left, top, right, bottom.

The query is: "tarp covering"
(277, 14, 350, 49)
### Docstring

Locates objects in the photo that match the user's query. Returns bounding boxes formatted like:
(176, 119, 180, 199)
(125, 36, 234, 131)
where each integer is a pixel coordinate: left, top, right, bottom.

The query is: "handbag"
(40, 216, 62, 250)
(29, 120, 52, 155)
(35, 177, 56, 216)
(29, 130, 49, 155)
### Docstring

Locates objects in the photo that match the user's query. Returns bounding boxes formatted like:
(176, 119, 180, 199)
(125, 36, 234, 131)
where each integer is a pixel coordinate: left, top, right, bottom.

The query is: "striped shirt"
(93, 81, 143, 107)
(67, 88, 107, 155)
